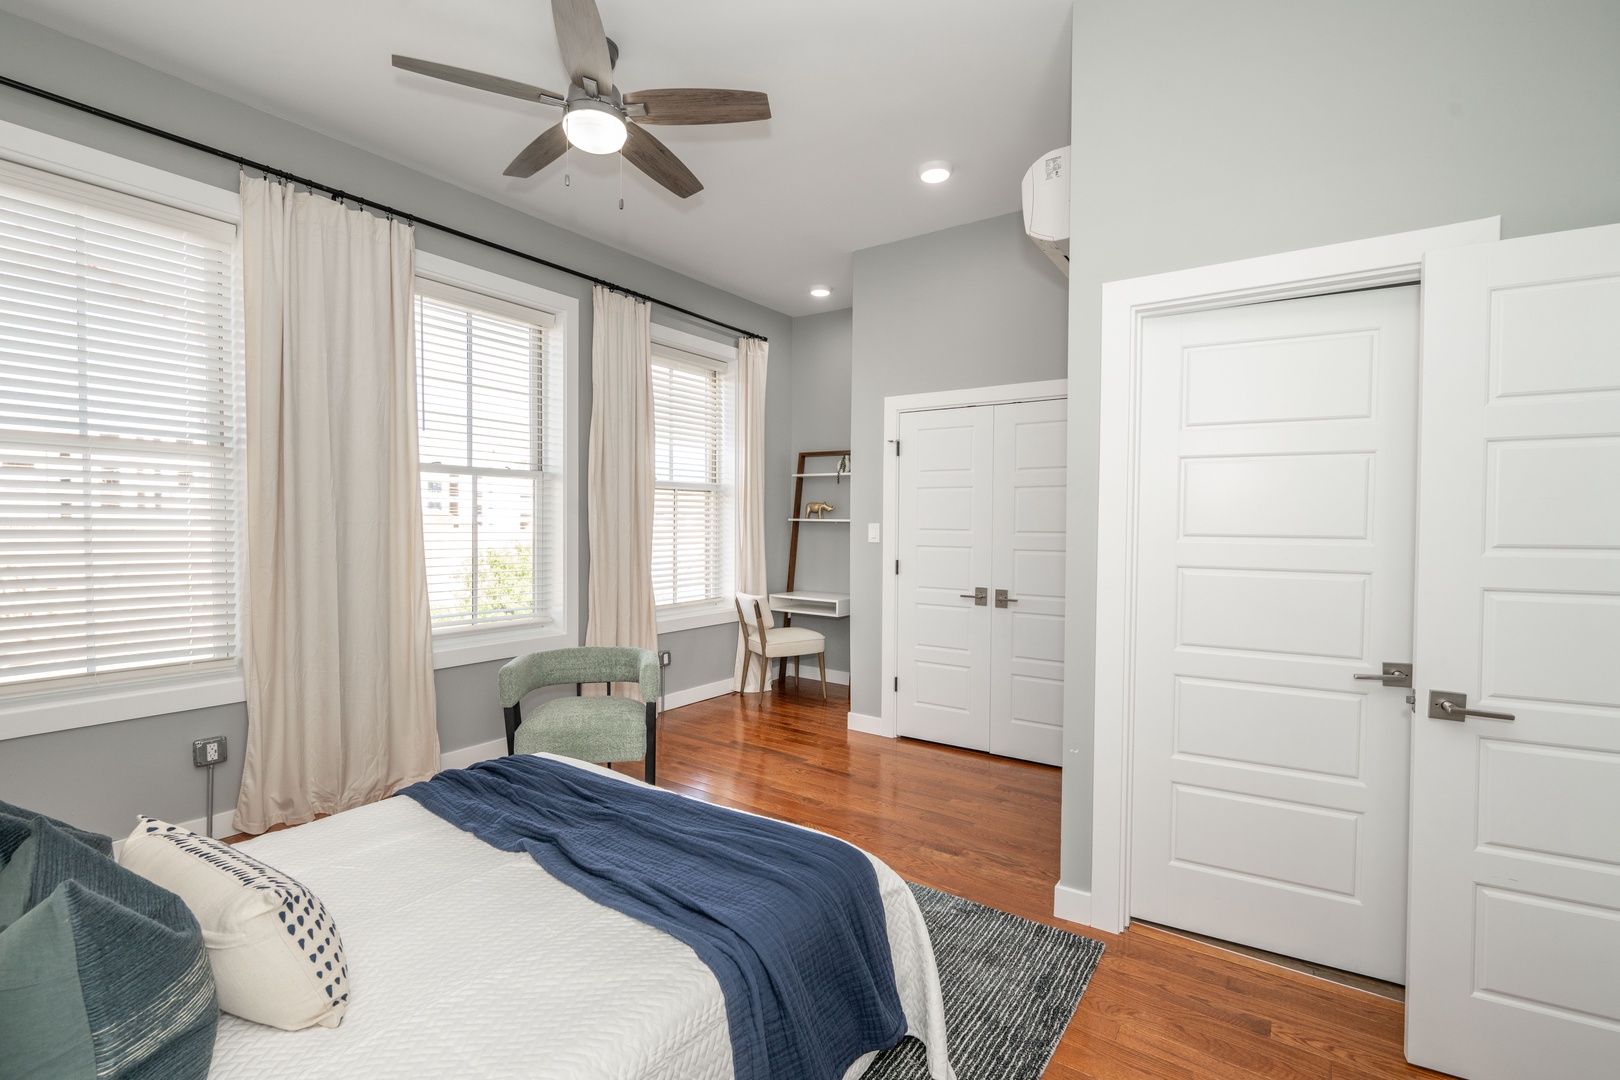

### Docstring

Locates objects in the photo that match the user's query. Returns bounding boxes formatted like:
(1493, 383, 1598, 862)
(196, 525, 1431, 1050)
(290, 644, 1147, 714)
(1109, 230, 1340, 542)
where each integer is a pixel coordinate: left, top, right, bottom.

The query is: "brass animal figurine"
(804, 501, 835, 519)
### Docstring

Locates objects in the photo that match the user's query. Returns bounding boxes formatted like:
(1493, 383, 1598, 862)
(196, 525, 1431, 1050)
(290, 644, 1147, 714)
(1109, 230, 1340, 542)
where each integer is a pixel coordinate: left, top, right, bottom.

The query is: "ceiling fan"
(393, 0, 770, 199)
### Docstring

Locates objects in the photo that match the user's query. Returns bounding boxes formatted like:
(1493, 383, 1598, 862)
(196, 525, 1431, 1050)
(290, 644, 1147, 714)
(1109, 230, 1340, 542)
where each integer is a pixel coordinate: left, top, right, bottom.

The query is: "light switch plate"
(867, 523, 880, 543)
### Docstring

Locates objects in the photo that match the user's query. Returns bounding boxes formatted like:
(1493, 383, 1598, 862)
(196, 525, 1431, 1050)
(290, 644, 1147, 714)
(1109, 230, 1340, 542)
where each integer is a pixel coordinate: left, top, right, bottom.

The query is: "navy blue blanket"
(396, 755, 907, 1080)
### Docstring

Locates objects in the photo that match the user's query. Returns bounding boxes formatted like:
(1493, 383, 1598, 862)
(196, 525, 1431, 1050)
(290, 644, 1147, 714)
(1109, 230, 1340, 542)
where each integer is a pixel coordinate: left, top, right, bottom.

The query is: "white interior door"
(1406, 224, 1620, 1079)
(1130, 287, 1418, 981)
(896, 405, 993, 751)
(989, 398, 1067, 765)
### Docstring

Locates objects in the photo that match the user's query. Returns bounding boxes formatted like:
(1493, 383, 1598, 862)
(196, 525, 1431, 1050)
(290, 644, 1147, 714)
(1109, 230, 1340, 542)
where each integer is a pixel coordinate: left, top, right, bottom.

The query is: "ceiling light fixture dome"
(918, 160, 952, 184)
(810, 287, 832, 298)
(562, 97, 628, 155)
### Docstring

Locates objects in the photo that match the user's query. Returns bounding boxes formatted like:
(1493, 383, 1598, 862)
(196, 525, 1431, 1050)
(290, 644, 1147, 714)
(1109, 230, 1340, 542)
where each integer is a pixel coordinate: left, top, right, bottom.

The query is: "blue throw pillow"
(0, 799, 112, 864)
(0, 817, 217, 1080)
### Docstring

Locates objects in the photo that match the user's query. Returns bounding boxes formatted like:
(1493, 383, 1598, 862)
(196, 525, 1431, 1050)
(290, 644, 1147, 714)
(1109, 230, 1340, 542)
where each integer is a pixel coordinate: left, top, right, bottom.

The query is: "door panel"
(1130, 287, 1418, 982)
(895, 398, 1066, 765)
(990, 397, 1066, 765)
(896, 406, 993, 750)
(1406, 224, 1620, 1079)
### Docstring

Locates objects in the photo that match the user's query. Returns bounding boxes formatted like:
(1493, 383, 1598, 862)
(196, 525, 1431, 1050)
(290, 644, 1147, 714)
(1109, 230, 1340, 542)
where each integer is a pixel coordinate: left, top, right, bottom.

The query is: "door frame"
(1087, 218, 1501, 935)
(874, 379, 1068, 740)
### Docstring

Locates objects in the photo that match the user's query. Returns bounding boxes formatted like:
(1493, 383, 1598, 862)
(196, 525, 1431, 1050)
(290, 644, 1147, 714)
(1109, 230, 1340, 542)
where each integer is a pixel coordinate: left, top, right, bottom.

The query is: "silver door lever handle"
(1353, 662, 1412, 688)
(1428, 690, 1515, 722)
(959, 587, 987, 606)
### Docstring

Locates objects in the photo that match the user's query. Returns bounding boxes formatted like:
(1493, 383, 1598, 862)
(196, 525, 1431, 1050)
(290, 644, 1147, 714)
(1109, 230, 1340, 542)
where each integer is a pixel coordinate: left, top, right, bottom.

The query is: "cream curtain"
(585, 286, 657, 699)
(732, 336, 769, 692)
(234, 175, 439, 835)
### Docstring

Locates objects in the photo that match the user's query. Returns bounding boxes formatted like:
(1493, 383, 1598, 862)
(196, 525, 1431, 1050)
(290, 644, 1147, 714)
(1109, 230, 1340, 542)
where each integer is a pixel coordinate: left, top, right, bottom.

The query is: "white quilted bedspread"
(209, 755, 952, 1080)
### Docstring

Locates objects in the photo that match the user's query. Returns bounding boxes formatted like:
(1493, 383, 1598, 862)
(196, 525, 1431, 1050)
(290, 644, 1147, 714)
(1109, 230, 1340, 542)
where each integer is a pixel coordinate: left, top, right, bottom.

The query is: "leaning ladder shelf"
(781, 449, 852, 637)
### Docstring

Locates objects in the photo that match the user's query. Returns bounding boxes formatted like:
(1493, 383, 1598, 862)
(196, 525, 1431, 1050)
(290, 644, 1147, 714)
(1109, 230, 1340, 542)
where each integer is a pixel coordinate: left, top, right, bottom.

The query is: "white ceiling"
(0, 0, 1072, 316)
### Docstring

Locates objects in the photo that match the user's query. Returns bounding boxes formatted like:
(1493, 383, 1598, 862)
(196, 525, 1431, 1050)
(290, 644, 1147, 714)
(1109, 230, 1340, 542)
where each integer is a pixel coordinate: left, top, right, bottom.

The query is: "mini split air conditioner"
(1020, 146, 1069, 276)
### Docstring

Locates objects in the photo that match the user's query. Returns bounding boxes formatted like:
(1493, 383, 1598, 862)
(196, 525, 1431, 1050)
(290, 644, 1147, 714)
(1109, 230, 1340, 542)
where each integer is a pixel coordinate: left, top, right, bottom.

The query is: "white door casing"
(878, 379, 1067, 742)
(1405, 223, 1620, 1079)
(990, 398, 1067, 765)
(1128, 287, 1418, 981)
(1087, 218, 1500, 936)
(896, 405, 994, 750)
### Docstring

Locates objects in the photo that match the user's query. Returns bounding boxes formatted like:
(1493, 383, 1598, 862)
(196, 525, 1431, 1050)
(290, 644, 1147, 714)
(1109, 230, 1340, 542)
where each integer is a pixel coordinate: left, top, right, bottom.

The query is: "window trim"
(0, 121, 245, 742)
(650, 325, 739, 635)
(414, 251, 581, 669)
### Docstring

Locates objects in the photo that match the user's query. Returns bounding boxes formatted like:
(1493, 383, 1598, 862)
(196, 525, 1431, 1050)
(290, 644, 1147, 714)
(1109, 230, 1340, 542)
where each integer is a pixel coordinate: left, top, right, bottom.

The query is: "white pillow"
(118, 817, 348, 1030)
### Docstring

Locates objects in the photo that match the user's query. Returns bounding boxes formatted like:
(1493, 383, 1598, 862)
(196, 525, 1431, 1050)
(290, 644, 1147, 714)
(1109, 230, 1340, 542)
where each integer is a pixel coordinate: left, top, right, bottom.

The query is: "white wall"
(848, 212, 1069, 720)
(1061, 0, 1620, 890)
(784, 309, 854, 671)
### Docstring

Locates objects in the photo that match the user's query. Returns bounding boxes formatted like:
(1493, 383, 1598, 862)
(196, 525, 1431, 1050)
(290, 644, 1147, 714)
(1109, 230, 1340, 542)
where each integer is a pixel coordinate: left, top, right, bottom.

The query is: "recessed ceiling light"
(810, 287, 832, 298)
(918, 160, 952, 184)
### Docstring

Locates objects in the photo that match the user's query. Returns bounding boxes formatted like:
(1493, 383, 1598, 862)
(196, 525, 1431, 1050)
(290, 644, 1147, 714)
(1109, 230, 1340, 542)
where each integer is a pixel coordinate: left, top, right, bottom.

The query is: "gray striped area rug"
(864, 882, 1106, 1080)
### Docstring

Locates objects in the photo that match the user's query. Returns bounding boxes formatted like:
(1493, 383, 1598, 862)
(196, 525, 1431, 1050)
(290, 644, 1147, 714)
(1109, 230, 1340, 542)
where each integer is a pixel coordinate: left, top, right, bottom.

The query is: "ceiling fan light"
(918, 160, 952, 184)
(562, 99, 627, 155)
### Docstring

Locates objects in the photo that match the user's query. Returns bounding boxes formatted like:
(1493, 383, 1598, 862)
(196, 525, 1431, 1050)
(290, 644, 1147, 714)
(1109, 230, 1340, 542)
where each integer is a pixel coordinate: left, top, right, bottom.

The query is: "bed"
(208, 754, 953, 1080)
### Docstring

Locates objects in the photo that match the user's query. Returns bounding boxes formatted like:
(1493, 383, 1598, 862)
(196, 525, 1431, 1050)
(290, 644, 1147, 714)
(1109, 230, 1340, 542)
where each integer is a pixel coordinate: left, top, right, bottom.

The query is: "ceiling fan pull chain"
(619, 154, 624, 211)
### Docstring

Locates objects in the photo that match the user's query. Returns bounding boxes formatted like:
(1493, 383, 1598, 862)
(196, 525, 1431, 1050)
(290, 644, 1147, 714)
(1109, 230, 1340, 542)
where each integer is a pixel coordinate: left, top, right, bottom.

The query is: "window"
(414, 276, 563, 636)
(0, 161, 240, 693)
(651, 344, 733, 614)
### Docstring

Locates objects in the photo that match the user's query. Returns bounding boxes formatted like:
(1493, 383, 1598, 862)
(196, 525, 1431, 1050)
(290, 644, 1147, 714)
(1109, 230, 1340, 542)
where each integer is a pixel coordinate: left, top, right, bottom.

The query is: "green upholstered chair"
(498, 646, 661, 784)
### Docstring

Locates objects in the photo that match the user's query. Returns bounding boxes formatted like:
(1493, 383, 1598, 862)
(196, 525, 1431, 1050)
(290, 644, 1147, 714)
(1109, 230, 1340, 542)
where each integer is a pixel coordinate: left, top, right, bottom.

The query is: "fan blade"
(623, 89, 771, 125)
(504, 124, 570, 178)
(551, 0, 614, 94)
(622, 123, 703, 199)
(392, 55, 564, 105)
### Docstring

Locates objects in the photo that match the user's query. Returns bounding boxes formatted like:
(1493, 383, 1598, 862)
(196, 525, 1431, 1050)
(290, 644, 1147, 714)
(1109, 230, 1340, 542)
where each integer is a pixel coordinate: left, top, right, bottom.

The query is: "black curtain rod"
(0, 72, 768, 342)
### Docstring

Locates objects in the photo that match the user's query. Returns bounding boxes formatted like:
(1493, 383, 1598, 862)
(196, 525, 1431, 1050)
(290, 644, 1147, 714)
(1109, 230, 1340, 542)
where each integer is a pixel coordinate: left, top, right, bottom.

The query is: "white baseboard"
(847, 710, 895, 738)
(1053, 882, 1094, 927)
(113, 806, 236, 858)
(113, 738, 511, 857)
(439, 737, 507, 771)
(663, 677, 735, 710)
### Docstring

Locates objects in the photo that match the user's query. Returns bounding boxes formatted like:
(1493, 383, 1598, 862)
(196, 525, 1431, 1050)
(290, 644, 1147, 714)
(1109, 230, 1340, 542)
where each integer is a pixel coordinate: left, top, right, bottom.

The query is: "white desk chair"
(735, 592, 827, 698)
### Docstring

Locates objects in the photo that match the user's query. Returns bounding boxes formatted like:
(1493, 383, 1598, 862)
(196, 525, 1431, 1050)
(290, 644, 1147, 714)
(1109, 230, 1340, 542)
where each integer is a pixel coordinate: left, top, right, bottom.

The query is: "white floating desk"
(768, 591, 850, 619)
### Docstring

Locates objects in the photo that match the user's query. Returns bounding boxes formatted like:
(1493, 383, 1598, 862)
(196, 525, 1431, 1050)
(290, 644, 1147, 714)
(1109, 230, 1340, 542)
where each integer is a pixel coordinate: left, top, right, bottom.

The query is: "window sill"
(431, 622, 575, 670)
(657, 602, 738, 635)
(0, 668, 246, 743)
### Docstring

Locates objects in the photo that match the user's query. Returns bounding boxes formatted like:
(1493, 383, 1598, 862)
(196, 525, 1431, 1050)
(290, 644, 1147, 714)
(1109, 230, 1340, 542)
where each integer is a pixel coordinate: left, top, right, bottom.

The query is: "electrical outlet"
(659, 650, 672, 667)
(192, 736, 227, 768)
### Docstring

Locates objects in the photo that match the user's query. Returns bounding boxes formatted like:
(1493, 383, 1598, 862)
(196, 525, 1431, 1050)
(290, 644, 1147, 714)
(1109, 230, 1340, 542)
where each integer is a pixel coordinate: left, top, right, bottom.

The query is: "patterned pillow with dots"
(119, 816, 349, 1031)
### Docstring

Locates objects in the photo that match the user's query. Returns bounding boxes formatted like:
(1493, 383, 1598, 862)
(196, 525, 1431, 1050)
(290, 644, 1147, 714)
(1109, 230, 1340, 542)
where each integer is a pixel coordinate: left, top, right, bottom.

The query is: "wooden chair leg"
(503, 704, 523, 755)
(643, 701, 657, 785)
(818, 652, 827, 699)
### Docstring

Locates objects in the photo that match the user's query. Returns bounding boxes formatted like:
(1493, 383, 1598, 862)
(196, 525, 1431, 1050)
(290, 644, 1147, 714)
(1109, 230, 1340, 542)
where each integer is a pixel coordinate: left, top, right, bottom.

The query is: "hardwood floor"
(637, 682, 1451, 1080)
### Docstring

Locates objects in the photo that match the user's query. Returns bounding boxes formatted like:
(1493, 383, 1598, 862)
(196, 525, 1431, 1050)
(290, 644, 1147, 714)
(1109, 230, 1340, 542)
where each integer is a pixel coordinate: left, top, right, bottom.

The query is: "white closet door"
(896, 405, 994, 751)
(1406, 224, 1620, 1079)
(1129, 287, 1419, 981)
(989, 398, 1067, 765)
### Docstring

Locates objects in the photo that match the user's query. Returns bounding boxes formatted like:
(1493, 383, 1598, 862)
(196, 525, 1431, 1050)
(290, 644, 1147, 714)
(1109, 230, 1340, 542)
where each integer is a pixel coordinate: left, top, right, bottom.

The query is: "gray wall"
(0, 10, 795, 837)
(783, 309, 854, 672)
(848, 212, 1069, 719)
(1059, 0, 1620, 889)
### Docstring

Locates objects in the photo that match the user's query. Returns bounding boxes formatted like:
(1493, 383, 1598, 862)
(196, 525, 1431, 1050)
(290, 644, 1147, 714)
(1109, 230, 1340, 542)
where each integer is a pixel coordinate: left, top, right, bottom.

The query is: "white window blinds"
(0, 163, 240, 691)
(415, 277, 560, 633)
(651, 347, 732, 608)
